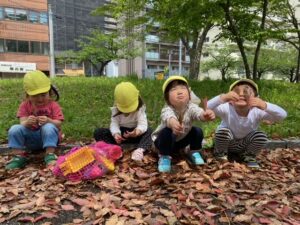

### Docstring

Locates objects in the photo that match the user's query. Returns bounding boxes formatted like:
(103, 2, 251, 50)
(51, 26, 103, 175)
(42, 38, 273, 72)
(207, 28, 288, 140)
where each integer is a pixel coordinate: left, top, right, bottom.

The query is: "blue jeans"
(154, 126, 203, 156)
(8, 123, 59, 152)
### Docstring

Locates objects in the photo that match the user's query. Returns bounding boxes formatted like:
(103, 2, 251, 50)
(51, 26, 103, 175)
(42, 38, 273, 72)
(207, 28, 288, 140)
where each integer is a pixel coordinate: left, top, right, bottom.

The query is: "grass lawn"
(0, 76, 299, 143)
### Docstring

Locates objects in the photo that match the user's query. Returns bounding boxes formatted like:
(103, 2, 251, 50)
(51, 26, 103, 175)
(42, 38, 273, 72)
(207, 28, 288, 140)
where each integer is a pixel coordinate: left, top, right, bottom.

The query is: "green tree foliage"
(201, 44, 238, 81)
(271, 48, 298, 82)
(55, 50, 79, 68)
(215, 0, 274, 80)
(76, 29, 139, 76)
(268, 0, 300, 82)
(94, 0, 221, 79)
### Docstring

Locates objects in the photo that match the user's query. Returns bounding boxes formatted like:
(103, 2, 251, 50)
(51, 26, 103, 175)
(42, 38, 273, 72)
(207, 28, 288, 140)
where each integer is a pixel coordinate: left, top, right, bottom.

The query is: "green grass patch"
(0, 77, 299, 143)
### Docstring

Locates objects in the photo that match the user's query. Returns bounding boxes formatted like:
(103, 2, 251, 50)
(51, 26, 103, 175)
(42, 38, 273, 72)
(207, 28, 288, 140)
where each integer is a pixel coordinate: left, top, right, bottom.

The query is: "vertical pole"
(179, 39, 182, 75)
(48, 4, 55, 77)
(168, 50, 171, 76)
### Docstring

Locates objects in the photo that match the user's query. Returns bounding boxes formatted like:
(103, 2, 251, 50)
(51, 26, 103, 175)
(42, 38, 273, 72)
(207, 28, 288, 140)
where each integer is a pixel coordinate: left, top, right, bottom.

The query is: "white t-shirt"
(110, 105, 148, 136)
(207, 95, 287, 139)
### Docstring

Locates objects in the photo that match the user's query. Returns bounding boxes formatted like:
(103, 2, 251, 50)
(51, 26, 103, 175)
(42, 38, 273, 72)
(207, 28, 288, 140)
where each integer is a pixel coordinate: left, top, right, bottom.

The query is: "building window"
(28, 11, 39, 23)
(42, 42, 49, 55)
(0, 7, 4, 20)
(31, 42, 41, 54)
(147, 65, 157, 69)
(205, 37, 210, 42)
(18, 40, 29, 53)
(0, 39, 4, 52)
(4, 8, 15, 20)
(15, 9, 27, 21)
(40, 12, 48, 24)
(6, 40, 17, 52)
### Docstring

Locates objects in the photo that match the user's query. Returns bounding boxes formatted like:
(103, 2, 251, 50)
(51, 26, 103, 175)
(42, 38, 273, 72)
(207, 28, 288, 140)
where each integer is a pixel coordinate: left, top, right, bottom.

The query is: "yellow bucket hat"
(229, 78, 258, 95)
(162, 75, 188, 94)
(114, 82, 139, 113)
(23, 70, 51, 96)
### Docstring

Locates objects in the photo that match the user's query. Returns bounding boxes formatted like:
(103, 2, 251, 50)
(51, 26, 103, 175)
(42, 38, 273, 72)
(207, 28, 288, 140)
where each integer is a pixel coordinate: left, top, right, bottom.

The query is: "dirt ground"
(0, 147, 299, 225)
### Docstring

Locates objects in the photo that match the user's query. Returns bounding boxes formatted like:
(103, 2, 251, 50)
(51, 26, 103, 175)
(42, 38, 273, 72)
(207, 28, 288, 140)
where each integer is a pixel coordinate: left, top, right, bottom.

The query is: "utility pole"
(48, 4, 55, 77)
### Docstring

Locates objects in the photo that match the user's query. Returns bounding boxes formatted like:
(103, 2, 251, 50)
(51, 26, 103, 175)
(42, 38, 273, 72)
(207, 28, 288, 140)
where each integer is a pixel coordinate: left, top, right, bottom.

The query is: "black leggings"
(94, 127, 153, 151)
(154, 126, 203, 156)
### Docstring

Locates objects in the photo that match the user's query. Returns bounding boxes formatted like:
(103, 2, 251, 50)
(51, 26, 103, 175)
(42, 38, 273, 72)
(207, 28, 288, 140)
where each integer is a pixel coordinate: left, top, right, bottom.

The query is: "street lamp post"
(48, 4, 55, 77)
(168, 49, 172, 76)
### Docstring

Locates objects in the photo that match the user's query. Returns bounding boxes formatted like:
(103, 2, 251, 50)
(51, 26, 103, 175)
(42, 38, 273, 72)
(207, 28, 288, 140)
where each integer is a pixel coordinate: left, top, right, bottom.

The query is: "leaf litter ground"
(0, 147, 300, 225)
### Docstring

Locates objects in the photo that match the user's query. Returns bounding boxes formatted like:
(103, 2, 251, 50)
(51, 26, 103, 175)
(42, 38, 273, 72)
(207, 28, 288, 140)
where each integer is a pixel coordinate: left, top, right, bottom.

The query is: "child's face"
(231, 84, 255, 107)
(28, 92, 50, 106)
(168, 83, 190, 108)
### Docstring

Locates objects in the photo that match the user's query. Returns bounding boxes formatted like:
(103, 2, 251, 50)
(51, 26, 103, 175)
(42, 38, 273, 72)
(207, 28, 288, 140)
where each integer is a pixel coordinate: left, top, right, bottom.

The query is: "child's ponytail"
(50, 84, 60, 101)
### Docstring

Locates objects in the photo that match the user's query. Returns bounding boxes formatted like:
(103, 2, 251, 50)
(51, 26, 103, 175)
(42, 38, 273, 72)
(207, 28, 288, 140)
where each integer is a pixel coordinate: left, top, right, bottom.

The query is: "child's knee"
(8, 124, 25, 136)
(41, 123, 58, 135)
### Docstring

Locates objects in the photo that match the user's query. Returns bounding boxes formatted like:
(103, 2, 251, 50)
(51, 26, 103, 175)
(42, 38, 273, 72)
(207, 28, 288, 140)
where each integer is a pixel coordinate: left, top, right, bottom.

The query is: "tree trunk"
(295, 44, 300, 83)
(98, 61, 110, 76)
(253, 0, 268, 80)
(222, 0, 251, 78)
(181, 24, 212, 80)
(221, 68, 226, 81)
(189, 50, 201, 80)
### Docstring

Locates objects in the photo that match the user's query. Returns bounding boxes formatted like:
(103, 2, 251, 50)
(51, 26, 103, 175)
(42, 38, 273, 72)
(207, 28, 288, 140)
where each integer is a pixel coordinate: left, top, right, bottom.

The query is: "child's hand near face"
(114, 133, 125, 144)
(202, 109, 215, 121)
(168, 117, 184, 136)
(248, 97, 267, 110)
(221, 91, 240, 103)
(123, 129, 142, 138)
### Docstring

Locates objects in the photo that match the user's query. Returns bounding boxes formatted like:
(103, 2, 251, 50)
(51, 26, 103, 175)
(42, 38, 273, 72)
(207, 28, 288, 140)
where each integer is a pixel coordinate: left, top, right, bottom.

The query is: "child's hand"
(27, 115, 38, 126)
(123, 129, 142, 138)
(38, 116, 49, 126)
(169, 117, 184, 136)
(114, 133, 125, 144)
(202, 109, 215, 121)
(248, 97, 267, 110)
(221, 91, 239, 102)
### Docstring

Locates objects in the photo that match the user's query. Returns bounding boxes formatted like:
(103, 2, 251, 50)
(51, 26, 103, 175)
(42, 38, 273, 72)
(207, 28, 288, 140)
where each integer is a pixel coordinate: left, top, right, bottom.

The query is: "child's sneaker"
(214, 153, 228, 161)
(44, 153, 57, 166)
(158, 155, 171, 173)
(5, 155, 28, 170)
(243, 155, 260, 168)
(131, 148, 145, 161)
(187, 152, 205, 165)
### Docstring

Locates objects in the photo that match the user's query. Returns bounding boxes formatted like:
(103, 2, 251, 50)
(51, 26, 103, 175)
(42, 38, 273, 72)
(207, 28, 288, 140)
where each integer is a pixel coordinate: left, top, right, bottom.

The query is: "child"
(94, 82, 152, 161)
(6, 70, 64, 170)
(207, 78, 287, 168)
(152, 76, 215, 173)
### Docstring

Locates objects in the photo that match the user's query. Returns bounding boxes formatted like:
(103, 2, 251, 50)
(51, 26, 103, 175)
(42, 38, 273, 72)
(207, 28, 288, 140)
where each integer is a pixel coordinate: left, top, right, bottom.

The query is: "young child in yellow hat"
(152, 76, 215, 173)
(6, 70, 64, 170)
(207, 78, 287, 168)
(94, 82, 152, 161)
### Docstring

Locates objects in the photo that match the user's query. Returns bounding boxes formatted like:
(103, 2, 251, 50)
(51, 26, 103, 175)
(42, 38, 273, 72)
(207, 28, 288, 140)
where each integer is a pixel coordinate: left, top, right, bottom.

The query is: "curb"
(0, 140, 300, 155)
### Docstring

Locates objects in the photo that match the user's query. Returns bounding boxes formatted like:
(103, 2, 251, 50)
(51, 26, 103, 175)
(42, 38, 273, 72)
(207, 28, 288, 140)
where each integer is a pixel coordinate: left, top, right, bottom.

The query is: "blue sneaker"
(188, 152, 205, 165)
(158, 155, 171, 173)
